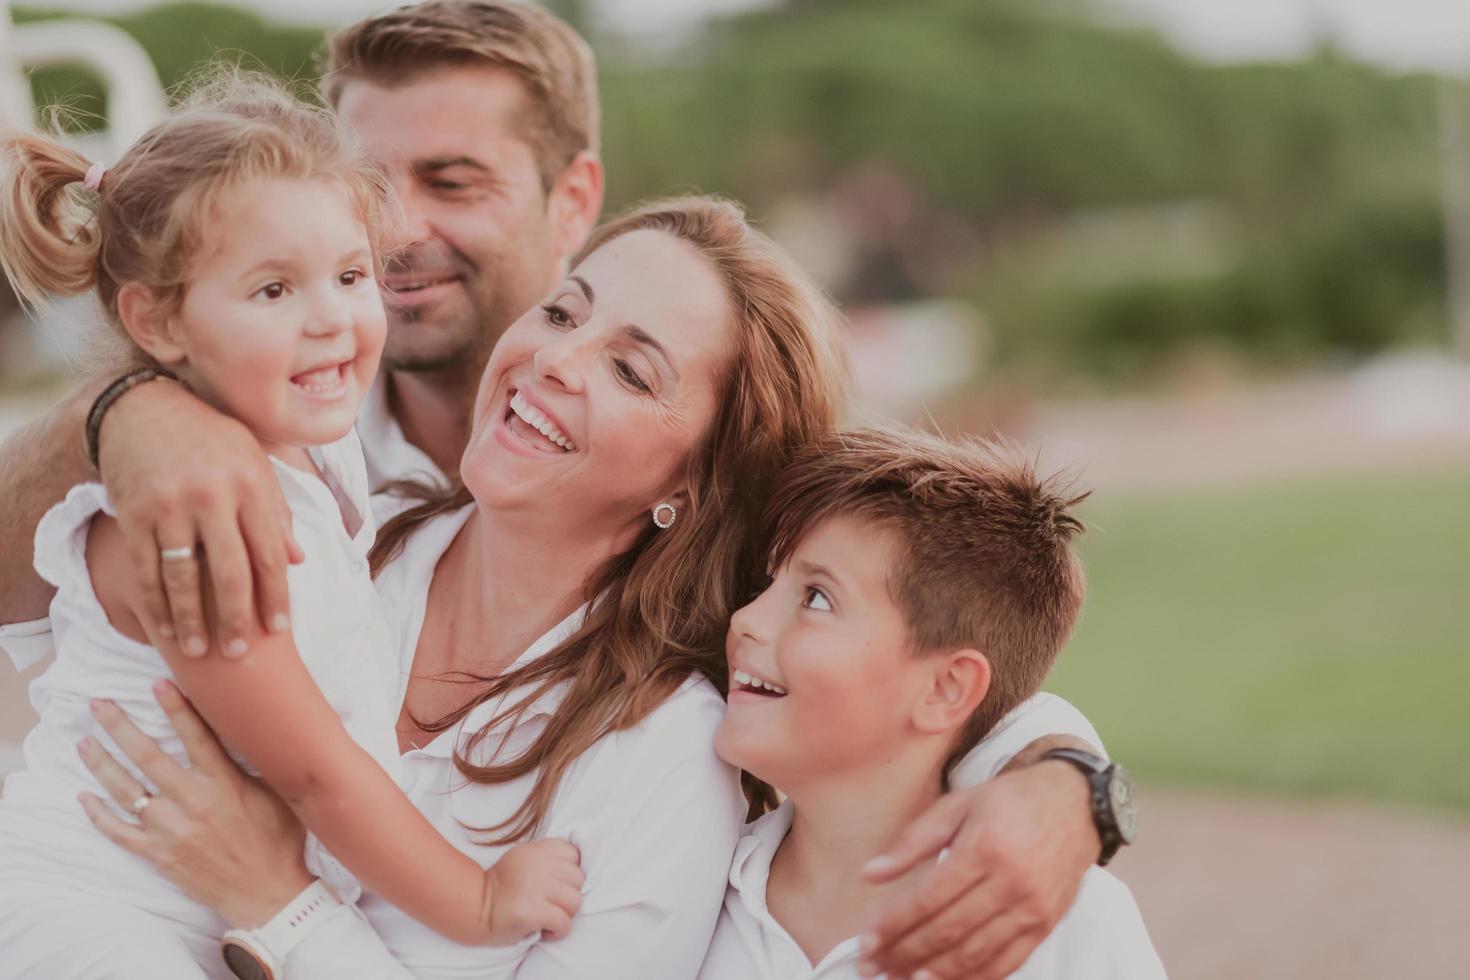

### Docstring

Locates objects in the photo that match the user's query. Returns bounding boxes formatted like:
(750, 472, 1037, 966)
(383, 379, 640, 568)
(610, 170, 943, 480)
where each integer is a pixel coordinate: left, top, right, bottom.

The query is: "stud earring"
(653, 502, 677, 529)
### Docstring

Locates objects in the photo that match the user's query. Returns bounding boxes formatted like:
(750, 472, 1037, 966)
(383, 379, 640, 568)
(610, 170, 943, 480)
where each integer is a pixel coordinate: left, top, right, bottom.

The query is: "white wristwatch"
(220, 878, 341, 980)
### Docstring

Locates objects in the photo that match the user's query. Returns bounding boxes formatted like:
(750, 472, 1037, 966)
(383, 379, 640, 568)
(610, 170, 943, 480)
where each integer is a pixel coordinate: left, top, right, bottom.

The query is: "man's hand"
(98, 378, 303, 659)
(857, 759, 1100, 980)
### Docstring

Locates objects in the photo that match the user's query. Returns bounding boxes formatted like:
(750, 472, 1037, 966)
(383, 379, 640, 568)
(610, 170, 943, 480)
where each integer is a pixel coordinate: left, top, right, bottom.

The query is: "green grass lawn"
(1044, 467, 1470, 812)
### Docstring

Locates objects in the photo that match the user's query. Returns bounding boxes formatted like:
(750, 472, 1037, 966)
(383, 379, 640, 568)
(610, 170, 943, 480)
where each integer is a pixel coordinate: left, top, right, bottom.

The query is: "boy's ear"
(116, 282, 187, 365)
(912, 649, 991, 736)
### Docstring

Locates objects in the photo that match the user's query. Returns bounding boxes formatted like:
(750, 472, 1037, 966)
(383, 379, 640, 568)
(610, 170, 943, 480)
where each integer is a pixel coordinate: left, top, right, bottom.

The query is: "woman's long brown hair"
(370, 196, 846, 838)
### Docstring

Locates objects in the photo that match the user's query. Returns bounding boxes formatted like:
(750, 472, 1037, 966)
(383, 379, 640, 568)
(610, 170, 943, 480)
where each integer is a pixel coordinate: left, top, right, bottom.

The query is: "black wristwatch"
(1041, 748, 1137, 866)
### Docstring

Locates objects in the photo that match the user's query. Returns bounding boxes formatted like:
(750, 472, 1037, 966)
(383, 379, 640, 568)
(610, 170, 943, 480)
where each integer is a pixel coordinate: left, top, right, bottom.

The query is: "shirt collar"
(728, 799, 796, 906)
(439, 600, 592, 762)
(357, 372, 448, 493)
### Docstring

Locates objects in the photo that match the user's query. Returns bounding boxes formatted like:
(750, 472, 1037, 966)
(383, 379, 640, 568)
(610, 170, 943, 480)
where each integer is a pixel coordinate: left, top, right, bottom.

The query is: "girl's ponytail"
(0, 133, 101, 306)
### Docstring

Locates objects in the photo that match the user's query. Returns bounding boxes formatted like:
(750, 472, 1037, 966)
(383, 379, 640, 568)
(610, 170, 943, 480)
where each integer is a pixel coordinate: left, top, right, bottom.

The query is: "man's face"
(336, 66, 567, 375)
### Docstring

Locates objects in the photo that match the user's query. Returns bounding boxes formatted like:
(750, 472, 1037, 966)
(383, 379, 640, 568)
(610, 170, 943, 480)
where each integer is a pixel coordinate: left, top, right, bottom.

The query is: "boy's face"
(714, 514, 935, 790)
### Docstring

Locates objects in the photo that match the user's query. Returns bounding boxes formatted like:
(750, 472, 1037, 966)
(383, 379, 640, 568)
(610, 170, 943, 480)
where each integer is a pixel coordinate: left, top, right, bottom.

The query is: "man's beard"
(381, 300, 485, 374)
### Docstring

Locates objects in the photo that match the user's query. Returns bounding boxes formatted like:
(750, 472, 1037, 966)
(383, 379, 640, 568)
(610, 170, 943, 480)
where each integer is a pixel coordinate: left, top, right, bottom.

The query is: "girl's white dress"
(0, 430, 401, 980)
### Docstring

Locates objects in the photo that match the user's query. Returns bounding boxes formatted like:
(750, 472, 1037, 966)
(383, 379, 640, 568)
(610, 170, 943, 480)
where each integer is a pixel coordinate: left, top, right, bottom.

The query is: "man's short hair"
(762, 427, 1089, 780)
(322, 0, 599, 188)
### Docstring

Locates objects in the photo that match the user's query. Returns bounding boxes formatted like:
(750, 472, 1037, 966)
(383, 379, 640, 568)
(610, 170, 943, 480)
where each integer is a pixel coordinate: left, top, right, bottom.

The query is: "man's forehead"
(334, 66, 535, 164)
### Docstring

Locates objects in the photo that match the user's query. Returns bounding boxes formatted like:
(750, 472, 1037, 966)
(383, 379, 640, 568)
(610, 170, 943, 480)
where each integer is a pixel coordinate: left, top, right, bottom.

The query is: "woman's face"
(462, 229, 734, 535)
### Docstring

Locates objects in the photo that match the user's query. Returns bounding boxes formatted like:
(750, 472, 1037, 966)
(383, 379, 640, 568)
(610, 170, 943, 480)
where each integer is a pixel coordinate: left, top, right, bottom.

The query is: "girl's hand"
(76, 679, 314, 928)
(483, 838, 585, 944)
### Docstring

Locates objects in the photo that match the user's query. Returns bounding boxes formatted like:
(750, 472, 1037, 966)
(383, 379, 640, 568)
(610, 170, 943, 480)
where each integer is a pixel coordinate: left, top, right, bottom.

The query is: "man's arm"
(0, 379, 101, 625)
(858, 693, 1114, 980)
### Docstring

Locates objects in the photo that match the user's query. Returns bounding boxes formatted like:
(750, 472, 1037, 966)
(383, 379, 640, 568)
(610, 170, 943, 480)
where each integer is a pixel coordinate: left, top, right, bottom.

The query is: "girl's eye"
(615, 360, 651, 393)
(802, 587, 832, 612)
(541, 303, 573, 328)
(256, 282, 286, 301)
(340, 269, 368, 287)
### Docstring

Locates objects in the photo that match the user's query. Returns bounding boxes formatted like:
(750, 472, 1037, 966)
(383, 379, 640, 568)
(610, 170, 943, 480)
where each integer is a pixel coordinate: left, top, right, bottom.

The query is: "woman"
(47, 196, 846, 978)
(48, 197, 1109, 979)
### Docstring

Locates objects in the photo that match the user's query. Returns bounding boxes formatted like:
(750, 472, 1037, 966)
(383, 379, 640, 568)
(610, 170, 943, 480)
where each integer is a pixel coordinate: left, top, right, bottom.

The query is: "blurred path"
(1112, 790, 1470, 979)
(1013, 352, 1470, 491)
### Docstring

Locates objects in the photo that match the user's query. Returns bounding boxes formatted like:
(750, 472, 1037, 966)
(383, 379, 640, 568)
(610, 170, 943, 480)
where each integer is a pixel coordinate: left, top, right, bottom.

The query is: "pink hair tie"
(83, 161, 107, 191)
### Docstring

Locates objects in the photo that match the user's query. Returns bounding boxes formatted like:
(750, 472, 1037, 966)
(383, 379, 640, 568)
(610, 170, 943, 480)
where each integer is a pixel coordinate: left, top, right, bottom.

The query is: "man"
(0, 5, 1125, 978)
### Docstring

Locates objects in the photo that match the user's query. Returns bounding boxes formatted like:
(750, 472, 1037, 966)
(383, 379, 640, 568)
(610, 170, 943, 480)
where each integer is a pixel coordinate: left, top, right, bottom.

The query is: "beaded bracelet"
(84, 366, 186, 471)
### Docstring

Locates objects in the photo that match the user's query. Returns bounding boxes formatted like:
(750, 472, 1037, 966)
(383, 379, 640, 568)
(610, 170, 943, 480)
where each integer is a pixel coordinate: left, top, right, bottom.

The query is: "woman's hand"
(98, 378, 303, 660)
(856, 757, 1100, 980)
(76, 678, 314, 928)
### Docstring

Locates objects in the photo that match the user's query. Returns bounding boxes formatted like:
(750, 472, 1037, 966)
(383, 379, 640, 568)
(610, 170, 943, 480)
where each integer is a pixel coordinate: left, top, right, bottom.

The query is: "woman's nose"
(533, 333, 589, 393)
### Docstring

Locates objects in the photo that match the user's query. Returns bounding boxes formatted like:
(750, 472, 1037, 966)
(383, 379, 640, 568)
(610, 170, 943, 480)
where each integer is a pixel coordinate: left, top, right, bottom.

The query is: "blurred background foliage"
(12, 0, 1453, 390)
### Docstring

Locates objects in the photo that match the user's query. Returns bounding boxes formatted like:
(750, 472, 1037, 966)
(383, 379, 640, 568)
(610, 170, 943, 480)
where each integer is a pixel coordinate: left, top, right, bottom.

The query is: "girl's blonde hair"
(371, 195, 848, 836)
(0, 68, 392, 364)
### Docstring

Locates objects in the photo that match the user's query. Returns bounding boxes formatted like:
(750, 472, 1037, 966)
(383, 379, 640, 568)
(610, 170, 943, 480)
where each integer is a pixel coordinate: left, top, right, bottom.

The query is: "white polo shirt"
(699, 799, 1166, 980)
(356, 372, 449, 493)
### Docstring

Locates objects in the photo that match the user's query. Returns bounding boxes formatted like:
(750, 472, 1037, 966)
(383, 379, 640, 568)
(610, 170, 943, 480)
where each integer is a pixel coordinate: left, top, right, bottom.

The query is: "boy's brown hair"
(762, 427, 1089, 783)
(321, 0, 599, 189)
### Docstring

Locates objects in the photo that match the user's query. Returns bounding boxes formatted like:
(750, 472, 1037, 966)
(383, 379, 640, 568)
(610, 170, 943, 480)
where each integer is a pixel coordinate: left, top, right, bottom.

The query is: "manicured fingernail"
(88, 698, 104, 714)
(153, 678, 172, 697)
(77, 737, 93, 754)
(226, 638, 248, 657)
(186, 636, 207, 656)
(863, 855, 897, 875)
(270, 614, 290, 634)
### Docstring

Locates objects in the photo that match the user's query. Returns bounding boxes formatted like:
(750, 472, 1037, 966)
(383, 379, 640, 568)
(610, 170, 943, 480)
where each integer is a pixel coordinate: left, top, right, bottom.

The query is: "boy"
(700, 428, 1165, 979)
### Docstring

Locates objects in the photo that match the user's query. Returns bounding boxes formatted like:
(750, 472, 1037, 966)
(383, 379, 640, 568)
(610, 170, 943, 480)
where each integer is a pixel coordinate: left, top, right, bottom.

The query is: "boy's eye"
(802, 587, 832, 612)
(256, 282, 286, 301)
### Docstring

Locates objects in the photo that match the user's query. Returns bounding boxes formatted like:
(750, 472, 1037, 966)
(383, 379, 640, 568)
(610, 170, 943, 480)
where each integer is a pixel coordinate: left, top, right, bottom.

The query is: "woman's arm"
(77, 682, 417, 979)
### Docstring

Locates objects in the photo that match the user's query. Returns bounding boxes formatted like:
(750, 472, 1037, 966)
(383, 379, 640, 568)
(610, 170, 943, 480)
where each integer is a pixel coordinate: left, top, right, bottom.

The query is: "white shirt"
(699, 798, 1166, 980)
(285, 502, 749, 979)
(357, 372, 449, 493)
(0, 432, 401, 925)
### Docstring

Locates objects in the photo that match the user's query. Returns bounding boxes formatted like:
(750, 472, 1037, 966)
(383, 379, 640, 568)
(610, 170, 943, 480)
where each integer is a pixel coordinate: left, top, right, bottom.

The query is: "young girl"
(0, 74, 581, 977)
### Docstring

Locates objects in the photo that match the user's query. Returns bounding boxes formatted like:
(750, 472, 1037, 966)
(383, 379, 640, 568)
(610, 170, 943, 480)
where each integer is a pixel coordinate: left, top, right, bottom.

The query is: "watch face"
(222, 941, 272, 980)
(1109, 766, 1138, 845)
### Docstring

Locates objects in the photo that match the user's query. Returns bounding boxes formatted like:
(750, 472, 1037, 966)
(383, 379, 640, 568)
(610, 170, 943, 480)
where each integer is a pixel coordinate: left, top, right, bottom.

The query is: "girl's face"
(461, 228, 734, 540)
(169, 177, 386, 453)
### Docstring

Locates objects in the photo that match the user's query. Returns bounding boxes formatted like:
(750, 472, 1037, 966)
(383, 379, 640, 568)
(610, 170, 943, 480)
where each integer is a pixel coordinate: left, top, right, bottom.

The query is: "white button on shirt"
(699, 799, 1167, 980)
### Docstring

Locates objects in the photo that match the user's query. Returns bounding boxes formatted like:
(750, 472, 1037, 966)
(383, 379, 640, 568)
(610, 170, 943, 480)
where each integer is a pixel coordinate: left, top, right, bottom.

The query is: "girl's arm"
(89, 516, 577, 946)
(75, 681, 417, 979)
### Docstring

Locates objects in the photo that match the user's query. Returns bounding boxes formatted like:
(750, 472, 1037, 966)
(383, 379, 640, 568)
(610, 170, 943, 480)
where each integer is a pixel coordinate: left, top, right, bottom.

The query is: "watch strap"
(224, 878, 341, 972)
(1041, 747, 1125, 866)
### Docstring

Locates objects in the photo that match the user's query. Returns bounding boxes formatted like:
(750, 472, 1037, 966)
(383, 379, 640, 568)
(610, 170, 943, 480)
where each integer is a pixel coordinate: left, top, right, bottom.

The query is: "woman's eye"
(256, 282, 286, 301)
(615, 360, 651, 393)
(541, 303, 573, 328)
(802, 588, 832, 612)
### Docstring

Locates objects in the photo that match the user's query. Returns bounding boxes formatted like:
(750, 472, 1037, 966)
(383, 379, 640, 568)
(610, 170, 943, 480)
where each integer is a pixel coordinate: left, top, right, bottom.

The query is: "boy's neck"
(767, 750, 946, 966)
(386, 365, 479, 479)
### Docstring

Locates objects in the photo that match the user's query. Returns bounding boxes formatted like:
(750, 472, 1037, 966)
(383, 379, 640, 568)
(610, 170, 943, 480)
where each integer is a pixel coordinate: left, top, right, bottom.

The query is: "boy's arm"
(0, 380, 100, 625)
